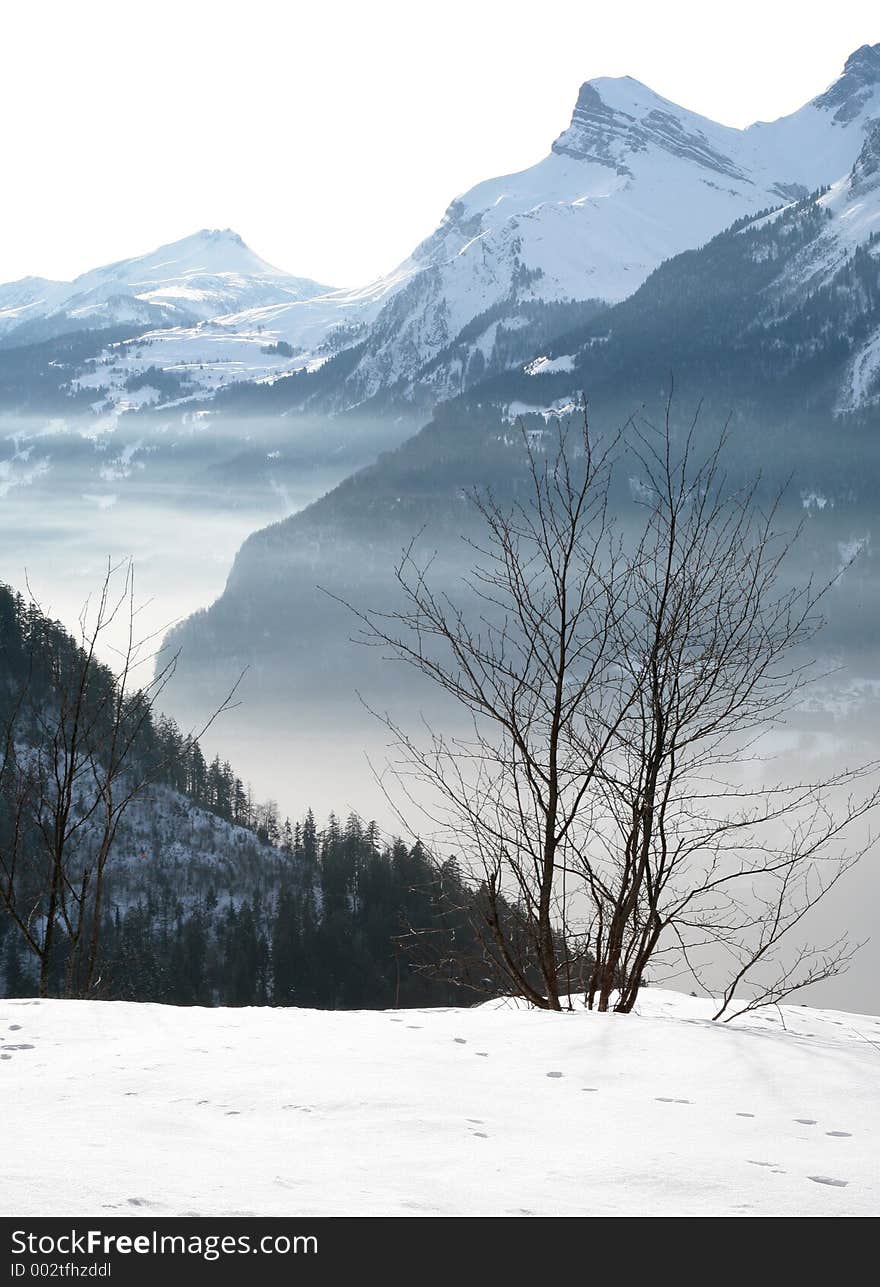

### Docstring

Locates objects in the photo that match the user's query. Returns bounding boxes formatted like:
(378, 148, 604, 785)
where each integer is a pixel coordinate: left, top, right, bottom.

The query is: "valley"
(2, 41, 880, 1013)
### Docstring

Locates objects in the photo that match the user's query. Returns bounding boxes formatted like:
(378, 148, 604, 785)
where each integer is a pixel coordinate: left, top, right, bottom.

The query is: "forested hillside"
(0, 582, 519, 1008)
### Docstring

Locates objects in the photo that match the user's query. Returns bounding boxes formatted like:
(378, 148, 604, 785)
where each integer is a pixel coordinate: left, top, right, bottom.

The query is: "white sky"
(2, 0, 878, 289)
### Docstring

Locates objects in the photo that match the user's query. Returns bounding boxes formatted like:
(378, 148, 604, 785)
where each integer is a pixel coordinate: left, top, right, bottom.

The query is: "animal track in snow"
(546, 1071, 563, 1078)
(655, 1096, 692, 1104)
(826, 1131, 852, 1137)
(736, 1112, 755, 1118)
(453, 1038, 467, 1044)
(794, 1118, 817, 1125)
(475, 1051, 489, 1057)
(808, 1175, 849, 1187)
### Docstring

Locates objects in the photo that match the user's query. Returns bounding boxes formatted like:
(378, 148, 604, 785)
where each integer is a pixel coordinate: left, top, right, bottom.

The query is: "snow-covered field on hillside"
(2, 990, 878, 1217)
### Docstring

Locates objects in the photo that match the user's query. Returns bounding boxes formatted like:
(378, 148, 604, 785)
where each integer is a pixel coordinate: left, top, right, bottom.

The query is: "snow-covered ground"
(2, 989, 877, 1217)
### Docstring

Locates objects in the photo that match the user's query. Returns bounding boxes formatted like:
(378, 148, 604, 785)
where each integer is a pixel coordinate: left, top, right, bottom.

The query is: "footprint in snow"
(475, 1052, 489, 1057)
(655, 1096, 692, 1104)
(826, 1131, 852, 1138)
(389, 1018, 404, 1024)
(736, 1112, 755, 1118)
(2, 1044, 34, 1051)
(0, 1053, 11, 1061)
(471, 1132, 489, 1139)
(126, 1198, 153, 1208)
(8, 1024, 22, 1031)
(453, 1038, 467, 1044)
(794, 1118, 817, 1125)
(808, 1175, 849, 1187)
(406, 1025, 422, 1030)
(751, 1163, 786, 1174)
(466, 1118, 484, 1124)
(546, 1071, 563, 1078)
(225, 1111, 240, 1116)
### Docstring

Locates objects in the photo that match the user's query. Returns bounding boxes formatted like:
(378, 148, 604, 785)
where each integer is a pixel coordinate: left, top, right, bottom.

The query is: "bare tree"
(339, 417, 635, 1010)
(0, 561, 240, 997)
(343, 405, 879, 1017)
(579, 412, 879, 1015)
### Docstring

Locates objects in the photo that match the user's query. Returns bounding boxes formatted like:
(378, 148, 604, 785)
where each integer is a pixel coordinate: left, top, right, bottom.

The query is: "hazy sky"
(2, 0, 878, 288)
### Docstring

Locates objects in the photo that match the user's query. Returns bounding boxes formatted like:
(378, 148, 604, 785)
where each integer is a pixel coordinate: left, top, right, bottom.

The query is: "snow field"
(2, 989, 878, 1216)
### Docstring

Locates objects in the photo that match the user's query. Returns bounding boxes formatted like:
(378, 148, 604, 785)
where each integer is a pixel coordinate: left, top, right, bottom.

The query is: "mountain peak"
(114, 227, 288, 282)
(843, 43, 880, 83)
(194, 228, 246, 247)
(813, 42, 880, 120)
(552, 78, 668, 159)
(551, 76, 745, 182)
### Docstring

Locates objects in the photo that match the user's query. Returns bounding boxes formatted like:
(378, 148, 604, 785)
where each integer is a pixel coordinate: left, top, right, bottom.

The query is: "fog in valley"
(5, 407, 880, 1016)
(0, 408, 412, 658)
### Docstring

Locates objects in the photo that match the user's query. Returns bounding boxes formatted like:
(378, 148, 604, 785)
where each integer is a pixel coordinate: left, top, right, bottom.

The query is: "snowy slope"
(0, 277, 60, 336)
(775, 124, 880, 411)
(104, 783, 288, 902)
(751, 120, 880, 288)
(1, 989, 877, 1216)
(439, 110, 880, 428)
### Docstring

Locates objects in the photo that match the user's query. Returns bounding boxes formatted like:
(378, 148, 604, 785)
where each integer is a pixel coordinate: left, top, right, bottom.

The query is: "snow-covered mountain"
(2, 44, 879, 418)
(476, 118, 880, 422)
(0, 228, 331, 344)
(324, 44, 880, 407)
(218, 41, 880, 414)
